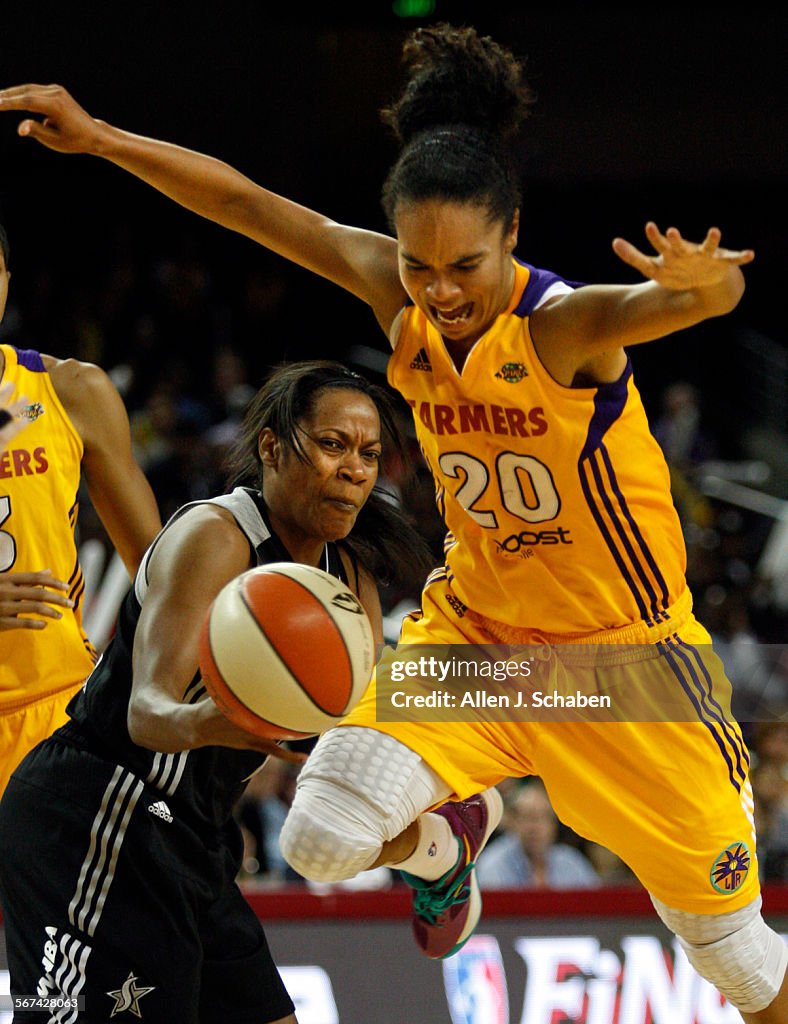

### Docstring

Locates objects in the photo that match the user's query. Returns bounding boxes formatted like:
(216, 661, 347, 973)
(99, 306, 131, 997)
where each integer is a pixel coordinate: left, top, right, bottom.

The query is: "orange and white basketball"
(198, 562, 375, 740)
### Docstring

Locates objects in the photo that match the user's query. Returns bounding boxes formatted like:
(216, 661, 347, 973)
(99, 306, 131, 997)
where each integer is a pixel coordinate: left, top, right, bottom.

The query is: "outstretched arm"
(0, 84, 405, 330)
(532, 222, 754, 385)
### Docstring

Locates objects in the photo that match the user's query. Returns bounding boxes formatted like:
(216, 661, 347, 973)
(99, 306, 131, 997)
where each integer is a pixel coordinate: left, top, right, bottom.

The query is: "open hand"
(612, 222, 754, 291)
(0, 83, 105, 154)
(0, 569, 74, 630)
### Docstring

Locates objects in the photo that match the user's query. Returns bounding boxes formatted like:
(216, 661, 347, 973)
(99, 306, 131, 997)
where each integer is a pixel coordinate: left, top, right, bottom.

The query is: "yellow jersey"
(0, 345, 96, 708)
(388, 259, 687, 634)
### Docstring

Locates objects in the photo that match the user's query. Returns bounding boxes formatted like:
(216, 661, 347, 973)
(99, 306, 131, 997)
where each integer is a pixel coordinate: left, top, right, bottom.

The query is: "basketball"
(198, 562, 376, 740)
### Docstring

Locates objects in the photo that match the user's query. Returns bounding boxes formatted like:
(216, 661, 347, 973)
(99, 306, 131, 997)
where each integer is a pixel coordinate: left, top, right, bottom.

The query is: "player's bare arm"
(531, 222, 755, 385)
(128, 505, 305, 763)
(45, 355, 161, 576)
(0, 84, 406, 330)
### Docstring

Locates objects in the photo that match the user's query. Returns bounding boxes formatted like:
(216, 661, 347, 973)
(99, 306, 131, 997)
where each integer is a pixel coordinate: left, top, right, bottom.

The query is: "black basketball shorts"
(0, 736, 294, 1023)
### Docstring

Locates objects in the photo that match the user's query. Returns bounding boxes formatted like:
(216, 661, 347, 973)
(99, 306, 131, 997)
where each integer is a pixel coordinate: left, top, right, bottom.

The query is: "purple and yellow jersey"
(0, 345, 96, 707)
(388, 258, 687, 634)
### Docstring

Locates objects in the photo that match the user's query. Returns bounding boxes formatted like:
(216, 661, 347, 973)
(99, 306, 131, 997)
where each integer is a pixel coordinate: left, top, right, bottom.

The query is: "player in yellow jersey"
(0, 222, 161, 795)
(0, 22, 784, 1019)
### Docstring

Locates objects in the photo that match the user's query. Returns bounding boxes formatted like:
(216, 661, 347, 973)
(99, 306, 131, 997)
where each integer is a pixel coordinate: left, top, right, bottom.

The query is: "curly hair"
(380, 23, 535, 231)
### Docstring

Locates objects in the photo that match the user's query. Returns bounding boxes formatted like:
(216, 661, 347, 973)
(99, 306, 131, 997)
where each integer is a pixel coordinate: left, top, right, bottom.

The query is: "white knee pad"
(652, 894, 788, 1013)
(279, 727, 451, 883)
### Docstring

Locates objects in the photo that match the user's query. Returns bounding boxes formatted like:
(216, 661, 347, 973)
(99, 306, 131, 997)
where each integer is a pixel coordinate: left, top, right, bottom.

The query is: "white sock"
(388, 812, 459, 880)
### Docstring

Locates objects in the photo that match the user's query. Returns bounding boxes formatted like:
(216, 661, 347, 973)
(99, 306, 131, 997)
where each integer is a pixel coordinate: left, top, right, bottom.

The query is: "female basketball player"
(0, 221, 162, 799)
(0, 23, 784, 1020)
(0, 360, 426, 1023)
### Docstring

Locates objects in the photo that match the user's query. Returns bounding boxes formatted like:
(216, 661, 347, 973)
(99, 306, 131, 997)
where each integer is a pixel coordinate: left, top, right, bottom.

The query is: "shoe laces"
(412, 859, 476, 925)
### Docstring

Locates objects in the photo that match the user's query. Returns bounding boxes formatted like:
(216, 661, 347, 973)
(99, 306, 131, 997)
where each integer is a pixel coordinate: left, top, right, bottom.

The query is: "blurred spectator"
(754, 723, 788, 776)
(652, 380, 718, 530)
(750, 758, 788, 882)
(583, 842, 640, 887)
(129, 385, 182, 471)
(702, 588, 781, 722)
(203, 345, 256, 453)
(235, 758, 305, 884)
(652, 381, 718, 471)
(476, 780, 600, 890)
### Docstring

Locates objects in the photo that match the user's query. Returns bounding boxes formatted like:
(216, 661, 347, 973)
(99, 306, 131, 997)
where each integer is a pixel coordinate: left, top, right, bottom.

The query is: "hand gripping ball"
(198, 562, 375, 740)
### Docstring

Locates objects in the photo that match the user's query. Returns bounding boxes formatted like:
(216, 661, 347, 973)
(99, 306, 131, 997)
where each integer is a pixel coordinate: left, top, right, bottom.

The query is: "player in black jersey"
(0, 360, 428, 1024)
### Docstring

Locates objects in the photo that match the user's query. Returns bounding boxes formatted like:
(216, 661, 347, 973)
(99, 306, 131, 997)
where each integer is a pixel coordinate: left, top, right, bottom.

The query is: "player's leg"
(531, 633, 785, 1018)
(198, 883, 296, 1024)
(280, 576, 522, 958)
(651, 895, 788, 1022)
(279, 722, 454, 882)
(0, 737, 203, 1022)
(279, 720, 506, 959)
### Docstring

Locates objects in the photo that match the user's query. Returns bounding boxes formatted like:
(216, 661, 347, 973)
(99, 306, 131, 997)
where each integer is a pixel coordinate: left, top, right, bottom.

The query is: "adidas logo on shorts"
(148, 800, 173, 823)
(410, 348, 432, 372)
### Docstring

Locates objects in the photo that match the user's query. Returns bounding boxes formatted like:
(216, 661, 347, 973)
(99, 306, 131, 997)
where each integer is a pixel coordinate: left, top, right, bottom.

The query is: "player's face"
(261, 388, 382, 559)
(0, 251, 9, 322)
(396, 200, 518, 349)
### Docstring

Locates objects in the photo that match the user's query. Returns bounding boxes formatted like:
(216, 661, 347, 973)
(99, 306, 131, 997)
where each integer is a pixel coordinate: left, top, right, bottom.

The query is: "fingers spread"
(611, 237, 657, 279)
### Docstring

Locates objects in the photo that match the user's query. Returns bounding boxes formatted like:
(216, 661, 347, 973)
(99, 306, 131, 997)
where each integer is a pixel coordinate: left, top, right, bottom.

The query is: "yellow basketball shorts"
(341, 577, 758, 915)
(0, 680, 84, 799)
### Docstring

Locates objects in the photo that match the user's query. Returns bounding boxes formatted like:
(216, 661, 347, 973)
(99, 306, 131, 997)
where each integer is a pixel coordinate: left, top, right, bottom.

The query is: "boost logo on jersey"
(495, 526, 572, 556)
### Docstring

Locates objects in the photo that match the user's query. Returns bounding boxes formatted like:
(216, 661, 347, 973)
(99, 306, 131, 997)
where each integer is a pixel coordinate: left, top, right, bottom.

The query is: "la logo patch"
(710, 842, 750, 894)
(494, 362, 528, 383)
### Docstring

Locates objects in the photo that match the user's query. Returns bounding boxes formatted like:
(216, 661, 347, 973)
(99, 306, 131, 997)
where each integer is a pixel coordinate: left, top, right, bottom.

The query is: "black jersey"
(61, 487, 349, 835)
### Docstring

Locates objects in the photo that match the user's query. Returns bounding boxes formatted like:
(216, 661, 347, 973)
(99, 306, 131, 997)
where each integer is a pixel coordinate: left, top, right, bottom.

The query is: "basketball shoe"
(401, 787, 503, 959)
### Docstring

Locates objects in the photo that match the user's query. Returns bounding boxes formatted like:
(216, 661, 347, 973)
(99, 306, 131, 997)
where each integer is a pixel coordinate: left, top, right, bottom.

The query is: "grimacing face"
(396, 199, 518, 350)
(260, 387, 382, 552)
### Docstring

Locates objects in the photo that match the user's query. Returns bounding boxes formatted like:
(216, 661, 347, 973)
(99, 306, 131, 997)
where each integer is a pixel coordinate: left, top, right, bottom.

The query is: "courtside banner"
(3, 888, 787, 1021)
(372, 644, 787, 723)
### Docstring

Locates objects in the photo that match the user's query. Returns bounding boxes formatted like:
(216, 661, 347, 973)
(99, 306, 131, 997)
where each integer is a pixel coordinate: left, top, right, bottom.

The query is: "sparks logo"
(107, 972, 155, 1018)
(494, 362, 527, 383)
(20, 401, 45, 421)
(710, 842, 750, 893)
